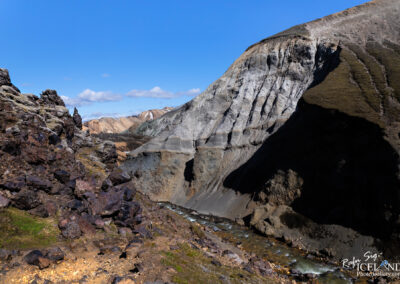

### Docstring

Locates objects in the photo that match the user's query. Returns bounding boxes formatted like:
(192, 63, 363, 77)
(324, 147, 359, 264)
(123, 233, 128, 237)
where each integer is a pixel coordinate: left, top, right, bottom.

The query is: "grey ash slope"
(122, 0, 400, 259)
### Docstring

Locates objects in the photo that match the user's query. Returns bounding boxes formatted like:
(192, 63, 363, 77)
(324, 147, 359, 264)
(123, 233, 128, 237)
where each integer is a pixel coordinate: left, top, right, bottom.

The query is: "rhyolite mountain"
(83, 107, 173, 135)
(121, 0, 400, 259)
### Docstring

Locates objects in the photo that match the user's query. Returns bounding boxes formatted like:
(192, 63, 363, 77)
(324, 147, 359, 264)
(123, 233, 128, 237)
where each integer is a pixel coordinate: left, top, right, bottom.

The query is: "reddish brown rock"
(24, 250, 51, 269)
(75, 179, 96, 198)
(108, 168, 131, 186)
(77, 215, 96, 235)
(87, 190, 124, 216)
(0, 193, 10, 208)
(45, 247, 65, 262)
(61, 220, 81, 239)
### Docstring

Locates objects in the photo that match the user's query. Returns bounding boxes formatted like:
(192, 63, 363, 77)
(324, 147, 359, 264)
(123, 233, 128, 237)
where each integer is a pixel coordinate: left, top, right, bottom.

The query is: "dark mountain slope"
(121, 0, 400, 259)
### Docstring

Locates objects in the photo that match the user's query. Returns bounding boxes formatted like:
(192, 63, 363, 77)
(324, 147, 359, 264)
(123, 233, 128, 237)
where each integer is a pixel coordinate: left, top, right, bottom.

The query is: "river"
(160, 202, 355, 283)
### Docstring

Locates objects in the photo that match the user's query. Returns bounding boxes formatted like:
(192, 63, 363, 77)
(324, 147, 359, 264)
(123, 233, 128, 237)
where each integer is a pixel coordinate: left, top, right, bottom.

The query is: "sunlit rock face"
(83, 107, 173, 135)
(122, 0, 400, 259)
(126, 38, 338, 205)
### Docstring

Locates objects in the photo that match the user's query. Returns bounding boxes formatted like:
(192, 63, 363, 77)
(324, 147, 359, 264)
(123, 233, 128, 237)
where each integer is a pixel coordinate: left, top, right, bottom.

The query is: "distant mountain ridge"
(83, 107, 173, 134)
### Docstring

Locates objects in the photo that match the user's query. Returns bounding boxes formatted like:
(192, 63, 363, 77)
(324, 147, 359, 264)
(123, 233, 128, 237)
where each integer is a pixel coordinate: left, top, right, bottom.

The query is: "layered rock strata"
(122, 0, 400, 259)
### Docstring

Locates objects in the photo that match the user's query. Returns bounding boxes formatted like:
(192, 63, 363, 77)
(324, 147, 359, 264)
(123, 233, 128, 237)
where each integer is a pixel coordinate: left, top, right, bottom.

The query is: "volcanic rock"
(24, 250, 51, 269)
(45, 247, 65, 262)
(39, 89, 65, 107)
(53, 170, 70, 184)
(108, 168, 131, 186)
(0, 193, 10, 208)
(73, 107, 83, 130)
(61, 219, 82, 239)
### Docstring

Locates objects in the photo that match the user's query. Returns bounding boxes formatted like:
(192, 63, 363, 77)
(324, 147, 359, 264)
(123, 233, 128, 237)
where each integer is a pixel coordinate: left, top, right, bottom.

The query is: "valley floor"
(0, 194, 288, 284)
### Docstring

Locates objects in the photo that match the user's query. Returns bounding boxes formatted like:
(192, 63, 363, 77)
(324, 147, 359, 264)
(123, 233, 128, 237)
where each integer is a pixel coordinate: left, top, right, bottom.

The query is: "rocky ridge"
(0, 69, 301, 283)
(122, 0, 400, 260)
(0, 67, 145, 249)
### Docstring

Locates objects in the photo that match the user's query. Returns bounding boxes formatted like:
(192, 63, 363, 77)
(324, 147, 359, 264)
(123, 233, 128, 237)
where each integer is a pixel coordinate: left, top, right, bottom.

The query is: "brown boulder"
(13, 189, 40, 210)
(87, 190, 123, 216)
(24, 250, 51, 269)
(0, 193, 10, 208)
(45, 247, 65, 262)
(115, 201, 142, 229)
(75, 179, 96, 198)
(26, 175, 52, 191)
(53, 170, 70, 184)
(0, 176, 25, 192)
(108, 168, 131, 186)
(77, 215, 96, 235)
(61, 219, 81, 239)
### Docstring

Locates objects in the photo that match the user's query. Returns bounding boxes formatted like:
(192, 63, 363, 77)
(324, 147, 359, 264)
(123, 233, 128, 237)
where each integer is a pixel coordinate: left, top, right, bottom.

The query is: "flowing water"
(160, 202, 354, 283)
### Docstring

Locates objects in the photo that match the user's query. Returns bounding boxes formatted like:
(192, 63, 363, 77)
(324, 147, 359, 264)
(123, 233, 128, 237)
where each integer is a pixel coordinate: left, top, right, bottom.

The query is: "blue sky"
(1, 0, 368, 120)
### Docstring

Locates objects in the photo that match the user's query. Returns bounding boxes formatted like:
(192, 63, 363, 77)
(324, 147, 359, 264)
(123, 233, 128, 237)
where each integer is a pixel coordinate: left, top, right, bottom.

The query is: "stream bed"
(160, 202, 355, 283)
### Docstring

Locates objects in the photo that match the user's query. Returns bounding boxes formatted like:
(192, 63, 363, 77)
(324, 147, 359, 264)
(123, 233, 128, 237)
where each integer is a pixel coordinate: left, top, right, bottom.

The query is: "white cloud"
(61, 86, 201, 107)
(82, 112, 120, 121)
(126, 86, 174, 98)
(101, 73, 110, 78)
(78, 89, 121, 102)
(61, 89, 122, 107)
(186, 88, 201, 95)
(126, 86, 201, 99)
(60, 95, 78, 106)
(82, 110, 141, 121)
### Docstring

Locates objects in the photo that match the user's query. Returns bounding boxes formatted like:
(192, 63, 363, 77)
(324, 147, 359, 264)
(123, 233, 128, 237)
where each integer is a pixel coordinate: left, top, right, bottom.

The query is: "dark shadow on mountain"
(224, 99, 400, 240)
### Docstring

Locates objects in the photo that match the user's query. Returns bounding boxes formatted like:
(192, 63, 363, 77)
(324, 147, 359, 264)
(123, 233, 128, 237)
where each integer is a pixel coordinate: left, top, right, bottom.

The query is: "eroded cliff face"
(127, 38, 338, 208)
(122, 0, 400, 259)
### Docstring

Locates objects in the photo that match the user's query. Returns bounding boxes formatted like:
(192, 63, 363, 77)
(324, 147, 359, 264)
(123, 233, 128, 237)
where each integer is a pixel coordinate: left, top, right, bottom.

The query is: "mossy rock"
(76, 146, 107, 179)
(0, 207, 59, 249)
(161, 243, 276, 284)
(190, 223, 205, 239)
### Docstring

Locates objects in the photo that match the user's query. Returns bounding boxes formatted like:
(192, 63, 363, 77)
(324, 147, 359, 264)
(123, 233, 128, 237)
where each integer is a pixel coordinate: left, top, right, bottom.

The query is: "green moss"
(76, 146, 107, 179)
(190, 223, 205, 239)
(0, 207, 59, 249)
(161, 243, 276, 284)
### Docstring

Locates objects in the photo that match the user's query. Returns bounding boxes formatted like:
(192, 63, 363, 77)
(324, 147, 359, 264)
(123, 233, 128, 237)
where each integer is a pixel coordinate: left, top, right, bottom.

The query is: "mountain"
(83, 107, 173, 134)
(1, 70, 296, 283)
(122, 0, 400, 260)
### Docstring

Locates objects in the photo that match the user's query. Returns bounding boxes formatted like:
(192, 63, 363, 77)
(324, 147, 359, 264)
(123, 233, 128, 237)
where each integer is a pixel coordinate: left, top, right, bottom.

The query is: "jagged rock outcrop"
(0, 69, 20, 93)
(122, 0, 400, 259)
(73, 107, 83, 130)
(0, 69, 146, 240)
(83, 107, 173, 134)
